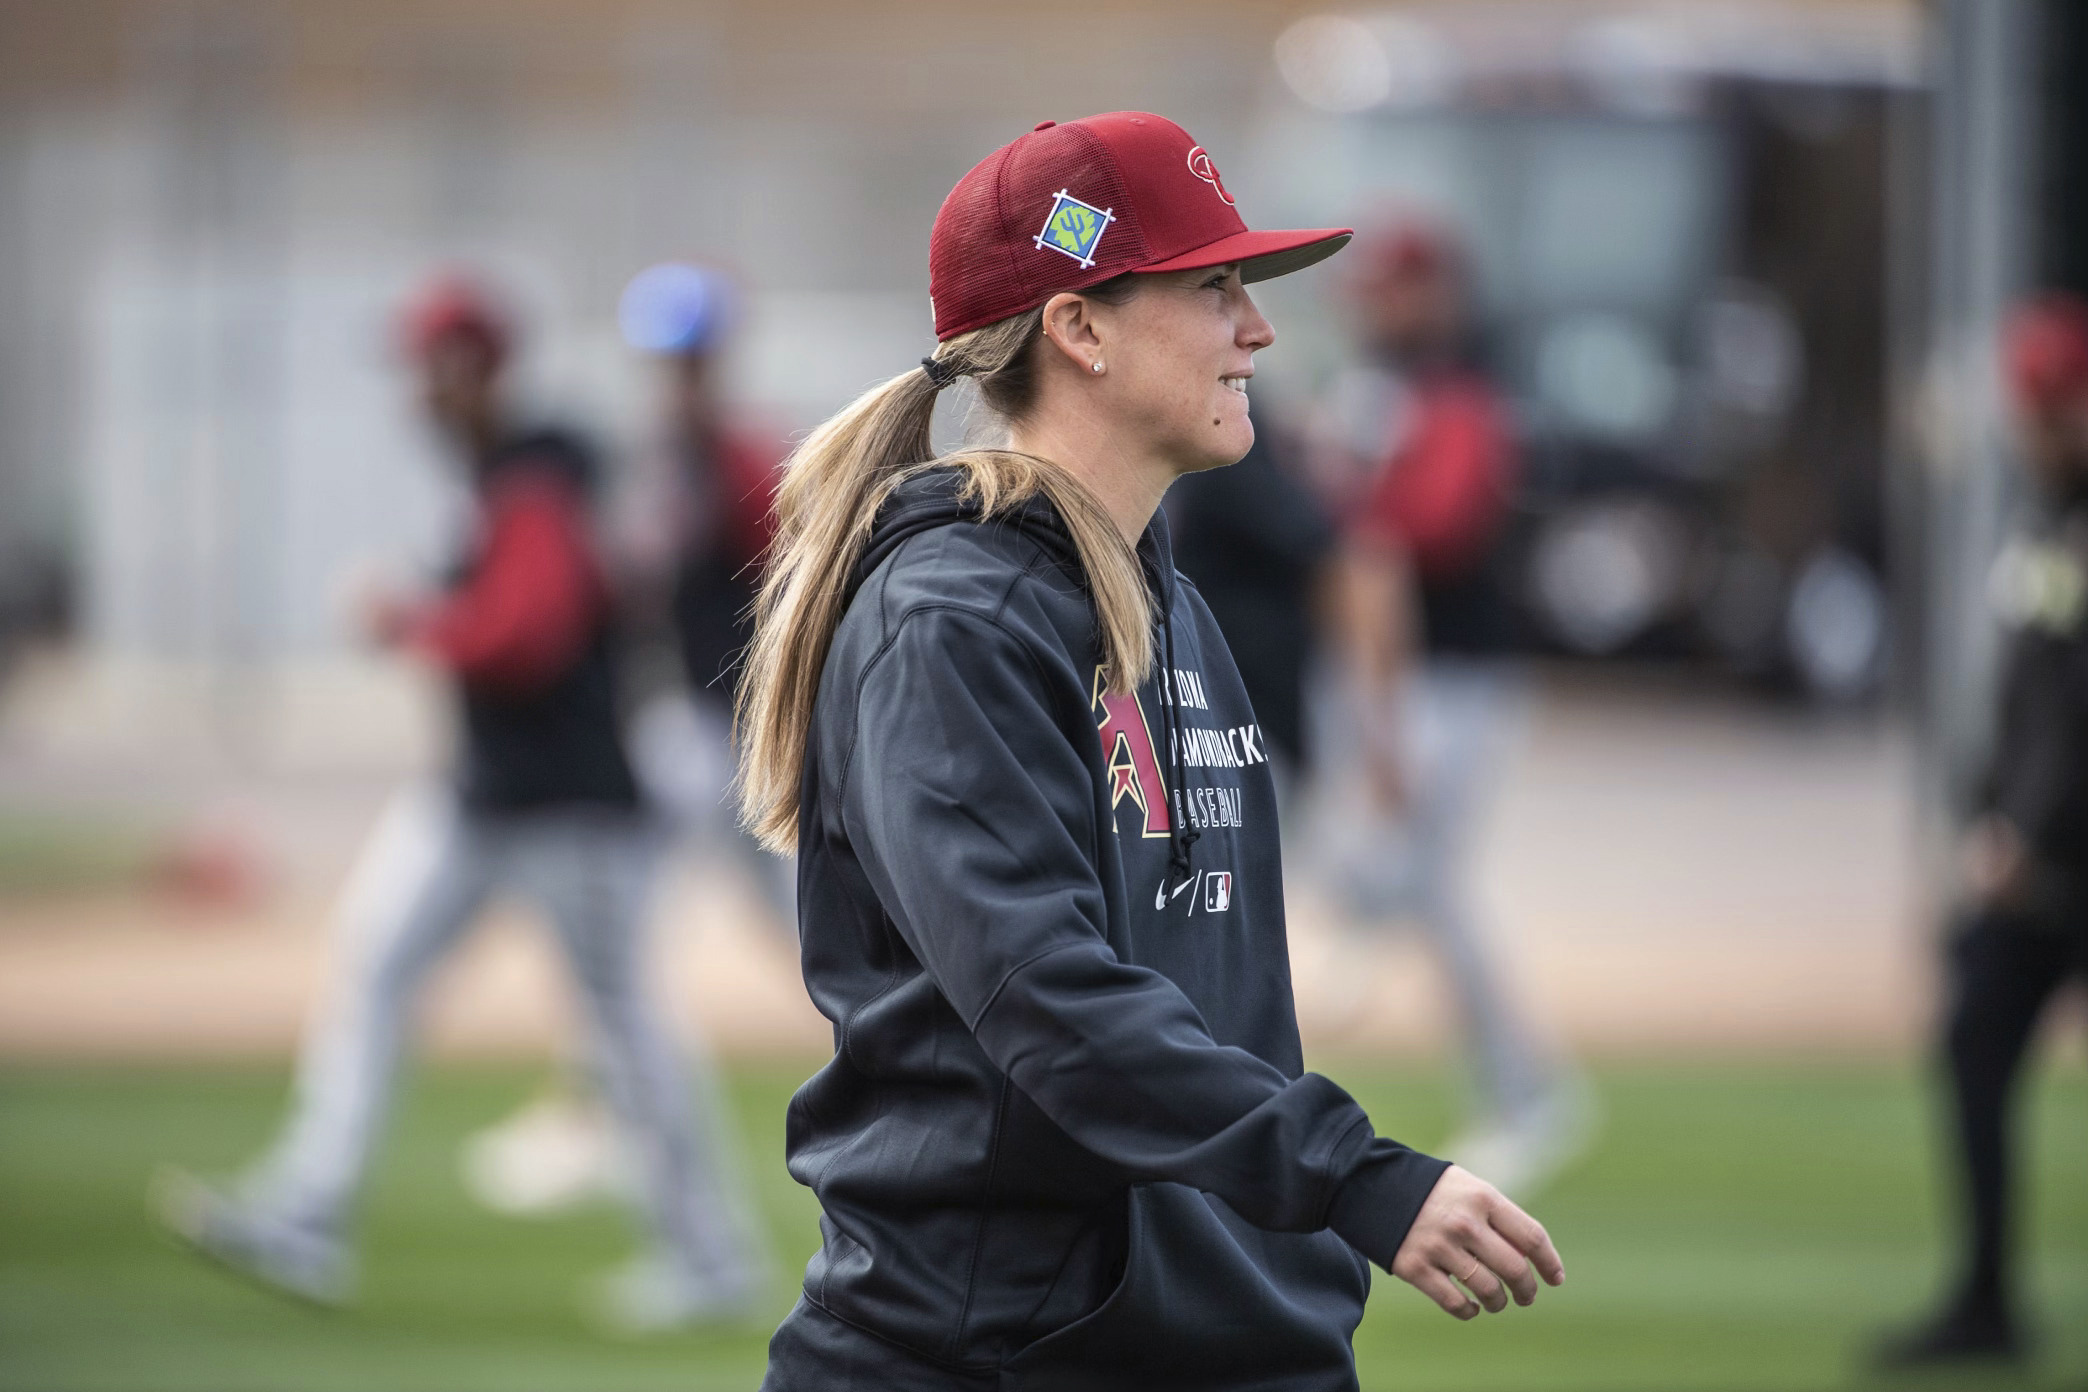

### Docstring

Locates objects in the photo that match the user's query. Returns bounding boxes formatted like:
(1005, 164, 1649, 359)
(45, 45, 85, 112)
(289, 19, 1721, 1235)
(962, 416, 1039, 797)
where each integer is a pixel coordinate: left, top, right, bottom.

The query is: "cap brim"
(1138, 227, 1353, 283)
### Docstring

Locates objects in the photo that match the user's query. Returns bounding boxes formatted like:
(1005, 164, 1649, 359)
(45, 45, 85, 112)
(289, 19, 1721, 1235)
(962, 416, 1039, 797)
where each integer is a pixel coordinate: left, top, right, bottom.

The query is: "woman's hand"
(1963, 814, 2030, 908)
(1391, 1165, 1564, 1319)
(1360, 727, 1409, 816)
(335, 561, 420, 649)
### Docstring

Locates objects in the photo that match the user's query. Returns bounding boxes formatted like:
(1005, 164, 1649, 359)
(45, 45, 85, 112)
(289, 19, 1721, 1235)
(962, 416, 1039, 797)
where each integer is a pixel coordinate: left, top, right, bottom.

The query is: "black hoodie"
(1978, 483, 2088, 895)
(450, 427, 638, 814)
(763, 468, 1448, 1392)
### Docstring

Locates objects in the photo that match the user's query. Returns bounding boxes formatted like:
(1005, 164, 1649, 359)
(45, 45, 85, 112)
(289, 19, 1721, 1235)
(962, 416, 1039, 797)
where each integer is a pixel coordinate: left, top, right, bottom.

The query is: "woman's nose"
(1238, 292, 1275, 350)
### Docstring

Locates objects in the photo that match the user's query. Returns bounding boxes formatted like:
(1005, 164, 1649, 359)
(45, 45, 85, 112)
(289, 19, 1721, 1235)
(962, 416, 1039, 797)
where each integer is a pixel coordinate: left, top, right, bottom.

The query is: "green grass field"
(1, 1060, 2082, 1392)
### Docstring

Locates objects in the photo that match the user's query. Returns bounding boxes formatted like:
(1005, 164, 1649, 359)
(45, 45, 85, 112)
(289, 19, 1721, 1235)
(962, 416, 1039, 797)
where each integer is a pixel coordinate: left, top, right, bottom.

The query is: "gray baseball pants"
(242, 785, 762, 1287)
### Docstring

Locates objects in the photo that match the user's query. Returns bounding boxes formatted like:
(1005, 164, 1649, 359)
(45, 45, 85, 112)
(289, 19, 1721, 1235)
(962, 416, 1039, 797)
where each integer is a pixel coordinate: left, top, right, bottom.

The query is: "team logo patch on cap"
(1035, 190, 1116, 269)
(1186, 146, 1233, 206)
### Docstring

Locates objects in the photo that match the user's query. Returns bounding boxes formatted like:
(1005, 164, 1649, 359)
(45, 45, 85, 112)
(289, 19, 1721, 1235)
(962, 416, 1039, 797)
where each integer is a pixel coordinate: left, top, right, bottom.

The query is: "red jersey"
(1349, 372, 1515, 581)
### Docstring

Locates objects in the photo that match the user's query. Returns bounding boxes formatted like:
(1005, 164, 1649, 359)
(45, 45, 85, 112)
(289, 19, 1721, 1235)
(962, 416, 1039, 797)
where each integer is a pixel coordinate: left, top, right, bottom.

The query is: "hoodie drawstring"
(1160, 600, 1199, 903)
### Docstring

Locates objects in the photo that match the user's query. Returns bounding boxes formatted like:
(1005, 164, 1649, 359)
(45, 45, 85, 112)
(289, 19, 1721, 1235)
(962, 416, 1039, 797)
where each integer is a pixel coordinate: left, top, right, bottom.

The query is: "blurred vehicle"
(1267, 1, 1911, 700)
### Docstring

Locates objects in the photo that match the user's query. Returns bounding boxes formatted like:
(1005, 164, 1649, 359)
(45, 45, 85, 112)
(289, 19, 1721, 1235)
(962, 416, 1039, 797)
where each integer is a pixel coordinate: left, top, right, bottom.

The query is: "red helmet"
(399, 273, 511, 368)
(1350, 208, 1463, 286)
(2002, 292, 2088, 414)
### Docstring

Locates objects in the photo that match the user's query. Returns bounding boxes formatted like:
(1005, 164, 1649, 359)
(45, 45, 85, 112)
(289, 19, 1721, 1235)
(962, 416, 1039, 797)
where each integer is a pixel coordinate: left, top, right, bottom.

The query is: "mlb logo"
(1035, 189, 1116, 269)
(1204, 872, 1233, 913)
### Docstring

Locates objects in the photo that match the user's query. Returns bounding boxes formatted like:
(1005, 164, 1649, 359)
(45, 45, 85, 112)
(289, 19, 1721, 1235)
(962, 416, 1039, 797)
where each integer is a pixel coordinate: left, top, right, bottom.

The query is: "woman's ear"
(1038, 291, 1106, 374)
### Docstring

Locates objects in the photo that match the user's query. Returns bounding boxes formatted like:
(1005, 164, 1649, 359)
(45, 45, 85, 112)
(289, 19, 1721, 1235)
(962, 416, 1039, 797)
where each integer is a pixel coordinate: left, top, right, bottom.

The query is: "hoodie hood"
(854, 465, 1180, 609)
(856, 465, 1198, 877)
(853, 468, 1009, 593)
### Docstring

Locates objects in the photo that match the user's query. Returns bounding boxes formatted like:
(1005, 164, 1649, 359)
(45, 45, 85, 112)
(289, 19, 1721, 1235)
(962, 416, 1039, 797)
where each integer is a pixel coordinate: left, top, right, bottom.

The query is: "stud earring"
(1091, 361, 1104, 374)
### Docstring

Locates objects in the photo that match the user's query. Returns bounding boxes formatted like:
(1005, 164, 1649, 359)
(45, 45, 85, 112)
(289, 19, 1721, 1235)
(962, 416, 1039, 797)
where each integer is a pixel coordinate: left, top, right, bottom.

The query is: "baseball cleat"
(151, 1166, 352, 1308)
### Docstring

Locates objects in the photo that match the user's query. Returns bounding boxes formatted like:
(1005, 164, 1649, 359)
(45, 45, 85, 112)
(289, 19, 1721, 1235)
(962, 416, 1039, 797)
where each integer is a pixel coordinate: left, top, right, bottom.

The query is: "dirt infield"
(0, 668, 1942, 1061)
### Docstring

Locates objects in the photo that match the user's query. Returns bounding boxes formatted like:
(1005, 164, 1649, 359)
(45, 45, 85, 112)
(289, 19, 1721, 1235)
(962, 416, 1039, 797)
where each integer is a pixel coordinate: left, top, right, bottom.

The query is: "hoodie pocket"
(999, 1190, 1146, 1385)
(999, 1189, 1369, 1392)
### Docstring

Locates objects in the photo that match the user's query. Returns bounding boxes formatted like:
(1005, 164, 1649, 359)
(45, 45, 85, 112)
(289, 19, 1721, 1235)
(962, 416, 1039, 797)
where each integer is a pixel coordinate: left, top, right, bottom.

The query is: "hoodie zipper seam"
(964, 940, 1105, 1036)
(947, 1073, 1013, 1363)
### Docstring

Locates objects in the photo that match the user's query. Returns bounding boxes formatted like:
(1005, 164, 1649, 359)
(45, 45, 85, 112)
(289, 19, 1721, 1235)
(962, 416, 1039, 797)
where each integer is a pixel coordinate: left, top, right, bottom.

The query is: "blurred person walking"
(458, 263, 789, 1230)
(1878, 293, 2088, 1369)
(739, 113, 1562, 1391)
(615, 261, 790, 892)
(1306, 218, 1589, 1199)
(154, 274, 769, 1331)
(1167, 425, 1336, 785)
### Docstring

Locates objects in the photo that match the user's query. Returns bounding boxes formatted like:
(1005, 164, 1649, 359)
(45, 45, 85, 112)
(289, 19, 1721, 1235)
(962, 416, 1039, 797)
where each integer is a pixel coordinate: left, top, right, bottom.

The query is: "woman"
(738, 113, 1563, 1391)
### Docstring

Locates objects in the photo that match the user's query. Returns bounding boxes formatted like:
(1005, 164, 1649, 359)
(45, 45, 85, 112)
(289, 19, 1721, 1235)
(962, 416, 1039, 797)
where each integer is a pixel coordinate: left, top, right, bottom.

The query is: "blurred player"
(614, 260, 788, 875)
(1878, 293, 2088, 1368)
(1167, 425, 1336, 786)
(458, 263, 788, 1226)
(155, 273, 769, 1331)
(1308, 216, 1590, 1198)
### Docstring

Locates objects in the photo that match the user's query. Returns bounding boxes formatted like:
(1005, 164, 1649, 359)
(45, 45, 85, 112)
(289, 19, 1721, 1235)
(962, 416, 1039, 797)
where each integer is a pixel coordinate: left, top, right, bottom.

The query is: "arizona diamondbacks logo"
(1036, 190, 1116, 269)
(1092, 667, 1170, 837)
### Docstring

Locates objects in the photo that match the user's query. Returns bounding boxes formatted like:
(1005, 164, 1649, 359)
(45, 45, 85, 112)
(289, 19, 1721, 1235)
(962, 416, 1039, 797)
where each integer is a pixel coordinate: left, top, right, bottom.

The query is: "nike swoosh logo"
(1155, 875, 1197, 909)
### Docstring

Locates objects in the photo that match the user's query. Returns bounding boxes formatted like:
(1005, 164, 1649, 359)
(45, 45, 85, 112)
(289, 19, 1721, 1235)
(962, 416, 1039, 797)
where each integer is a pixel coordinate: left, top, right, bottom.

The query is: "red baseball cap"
(2003, 292, 2088, 414)
(399, 273, 511, 367)
(928, 112, 1351, 341)
(1352, 210, 1463, 284)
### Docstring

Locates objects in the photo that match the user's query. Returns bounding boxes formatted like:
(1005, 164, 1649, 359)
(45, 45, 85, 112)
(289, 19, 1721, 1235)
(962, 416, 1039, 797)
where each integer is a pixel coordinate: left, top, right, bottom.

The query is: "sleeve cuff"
(1326, 1142, 1452, 1272)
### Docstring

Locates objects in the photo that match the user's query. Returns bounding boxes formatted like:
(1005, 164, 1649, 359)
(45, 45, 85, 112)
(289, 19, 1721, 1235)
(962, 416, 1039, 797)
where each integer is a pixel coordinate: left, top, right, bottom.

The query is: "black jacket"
(452, 428, 639, 814)
(1979, 487, 2088, 897)
(1167, 433, 1334, 768)
(764, 468, 1446, 1392)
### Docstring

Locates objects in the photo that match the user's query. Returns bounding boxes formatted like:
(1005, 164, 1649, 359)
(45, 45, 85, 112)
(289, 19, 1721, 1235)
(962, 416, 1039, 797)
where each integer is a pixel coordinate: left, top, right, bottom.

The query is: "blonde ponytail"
(735, 301, 1154, 853)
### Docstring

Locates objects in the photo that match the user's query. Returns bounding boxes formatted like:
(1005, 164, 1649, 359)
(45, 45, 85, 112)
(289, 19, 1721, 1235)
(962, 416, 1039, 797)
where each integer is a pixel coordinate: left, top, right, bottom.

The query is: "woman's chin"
(1210, 414, 1255, 464)
(1162, 411, 1255, 475)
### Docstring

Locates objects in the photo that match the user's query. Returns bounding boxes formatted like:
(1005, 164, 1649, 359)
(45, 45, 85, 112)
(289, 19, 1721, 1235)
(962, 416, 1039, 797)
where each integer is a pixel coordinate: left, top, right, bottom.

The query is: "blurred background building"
(0, 0, 1922, 702)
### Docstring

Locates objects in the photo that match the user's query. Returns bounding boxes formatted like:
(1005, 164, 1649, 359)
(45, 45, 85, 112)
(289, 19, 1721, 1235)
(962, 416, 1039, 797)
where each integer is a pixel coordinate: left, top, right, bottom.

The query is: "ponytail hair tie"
(920, 356, 961, 389)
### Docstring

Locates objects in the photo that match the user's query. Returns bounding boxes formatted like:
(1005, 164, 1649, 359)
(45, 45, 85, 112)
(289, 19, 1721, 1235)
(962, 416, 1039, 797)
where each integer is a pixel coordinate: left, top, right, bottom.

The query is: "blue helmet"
(618, 262, 735, 356)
